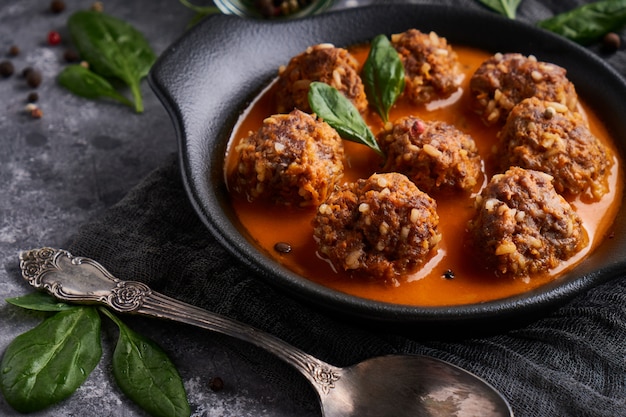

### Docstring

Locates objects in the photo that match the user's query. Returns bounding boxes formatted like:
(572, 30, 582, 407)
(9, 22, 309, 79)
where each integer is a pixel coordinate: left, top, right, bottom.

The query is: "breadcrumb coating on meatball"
(497, 97, 611, 199)
(230, 109, 344, 207)
(312, 172, 441, 283)
(275, 43, 368, 114)
(391, 29, 463, 105)
(468, 167, 587, 277)
(378, 116, 483, 194)
(470, 53, 578, 125)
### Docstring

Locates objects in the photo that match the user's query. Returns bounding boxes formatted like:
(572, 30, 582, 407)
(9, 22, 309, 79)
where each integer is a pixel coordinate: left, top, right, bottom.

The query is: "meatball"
(468, 167, 587, 277)
(378, 116, 483, 194)
(230, 109, 344, 207)
(312, 172, 441, 283)
(275, 43, 368, 114)
(390, 29, 462, 105)
(470, 53, 578, 125)
(497, 98, 610, 199)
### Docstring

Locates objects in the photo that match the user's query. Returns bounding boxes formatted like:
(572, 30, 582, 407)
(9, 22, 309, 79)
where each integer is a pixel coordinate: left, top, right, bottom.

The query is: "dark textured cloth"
(68, 1, 626, 416)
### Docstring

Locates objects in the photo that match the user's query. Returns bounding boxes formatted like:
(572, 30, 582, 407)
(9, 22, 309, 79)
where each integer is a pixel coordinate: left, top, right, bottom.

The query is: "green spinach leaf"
(308, 81, 384, 157)
(0, 307, 102, 413)
(537, 0, 626, 44)
(6, 292, 76, 312)
(476, 0, 522, 19)
(67, 10, 156, 113)
(101, 308, 190, 417)
(178, 0, 220, 27)
(362, 34, 405, 123)
(58, 65, 134, 108)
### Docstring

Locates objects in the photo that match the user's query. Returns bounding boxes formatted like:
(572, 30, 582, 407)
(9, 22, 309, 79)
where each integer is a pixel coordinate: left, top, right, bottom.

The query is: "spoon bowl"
(322, 355, 511, 417)
(19, 247, 513, 417)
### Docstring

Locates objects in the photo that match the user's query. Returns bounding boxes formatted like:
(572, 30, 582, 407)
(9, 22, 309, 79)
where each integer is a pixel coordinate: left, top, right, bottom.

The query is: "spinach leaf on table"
(308, 81, 384, 157)
(362, 34, 405, 123)
(2, 292, 190, 417)
(476, 0, 522, 19)
(66, 10, 156, 113)
(101, 308, 190, 417)
(6, 291, 77, 312)
(0, 307, 102, 413)
(537, 0, 626, 44)
(58, 64, 135, 108)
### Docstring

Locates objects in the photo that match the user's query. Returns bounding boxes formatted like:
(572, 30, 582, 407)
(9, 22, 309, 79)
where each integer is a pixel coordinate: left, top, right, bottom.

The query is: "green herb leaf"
(362, 34, 405, 123)
(6, 292, 76, 312)
(67, 10, 156, 112)
(476, 0, 522, 19)
(0, 307, 102, 413)
(537, 0, 626, 44)
(101, 308, 190, 417)
(178, 0, 220, 14)
(308, 81, 384, 157)
(58, 65, 134, 108)
(178, 0, 220, 28)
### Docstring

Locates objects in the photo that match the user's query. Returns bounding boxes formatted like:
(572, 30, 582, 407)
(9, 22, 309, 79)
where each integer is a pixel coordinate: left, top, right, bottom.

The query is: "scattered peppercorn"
(27, 92, 39, 103)
(208, 376, 224, 392)
(63, 49, 80, 63)
(602, 32, 621, 52)
(47, 31, 62, 46)
(8, 45, 20, 57)
(25, 103, 43, 119)
(274, 241, 292, 254)
(22, 66, 34, 78)
(31, 108, 43, 119)
(442, 269, 455, 279)
(50, 0, 66, 13)
(91, 1, 104, 12)
(26, 70, 42, 88)
(0, 60, 14, 77)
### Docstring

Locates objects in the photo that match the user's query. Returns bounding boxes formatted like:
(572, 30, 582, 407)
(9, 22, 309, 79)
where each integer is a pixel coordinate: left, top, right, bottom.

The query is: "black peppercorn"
(208, 376, 224, 391)
(50, 0, 66, 13)
(63, 49, 80, 63)
(22, 66, 33, 78)
(26, 70, 42, 88)
(602, 32, 621, 52)
(442, 269, 455, 279)
(27, 92, 39, 103)
(274, 241, 292, 253)
(8, 45, 19, 57)
(0, 60, 14, 77)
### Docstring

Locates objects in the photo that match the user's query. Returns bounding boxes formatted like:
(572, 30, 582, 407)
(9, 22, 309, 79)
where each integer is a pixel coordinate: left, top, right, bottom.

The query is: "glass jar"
(213, 0, 334, 19)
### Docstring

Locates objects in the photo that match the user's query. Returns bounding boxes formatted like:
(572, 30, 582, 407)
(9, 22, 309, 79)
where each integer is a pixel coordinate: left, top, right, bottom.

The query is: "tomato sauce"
(225, 44, 623, 306)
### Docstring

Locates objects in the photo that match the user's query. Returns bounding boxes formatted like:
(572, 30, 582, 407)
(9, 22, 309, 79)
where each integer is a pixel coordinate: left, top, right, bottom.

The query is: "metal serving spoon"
(19, 248, 513, 417)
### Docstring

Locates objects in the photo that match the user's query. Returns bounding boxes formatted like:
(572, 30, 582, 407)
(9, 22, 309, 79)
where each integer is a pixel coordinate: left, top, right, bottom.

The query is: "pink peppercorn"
(47, 31, 61, 46)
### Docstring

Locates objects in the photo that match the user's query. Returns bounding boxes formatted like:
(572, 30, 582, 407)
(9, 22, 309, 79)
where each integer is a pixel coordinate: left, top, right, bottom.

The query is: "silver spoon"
(19, 247, 514, 417)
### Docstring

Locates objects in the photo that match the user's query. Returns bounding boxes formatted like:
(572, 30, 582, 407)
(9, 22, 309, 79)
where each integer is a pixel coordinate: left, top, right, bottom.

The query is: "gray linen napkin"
(68, 1, 626, 416)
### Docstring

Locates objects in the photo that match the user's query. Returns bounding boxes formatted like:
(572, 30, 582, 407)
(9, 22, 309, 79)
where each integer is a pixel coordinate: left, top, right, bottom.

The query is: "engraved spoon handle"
(19, 248, 341, 395)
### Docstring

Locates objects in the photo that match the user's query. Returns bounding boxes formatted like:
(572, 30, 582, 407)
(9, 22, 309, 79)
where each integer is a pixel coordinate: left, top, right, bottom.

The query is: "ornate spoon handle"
(19, 248, 342, 395)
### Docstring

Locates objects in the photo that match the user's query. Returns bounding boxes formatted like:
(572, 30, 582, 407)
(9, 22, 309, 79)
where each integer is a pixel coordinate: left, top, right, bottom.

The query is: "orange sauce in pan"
(225, 44, 623, 306)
